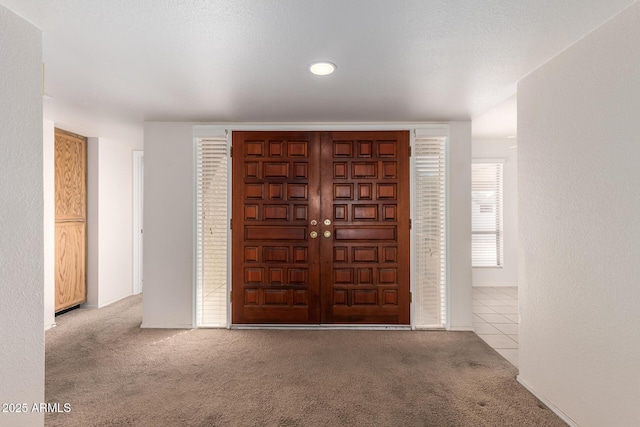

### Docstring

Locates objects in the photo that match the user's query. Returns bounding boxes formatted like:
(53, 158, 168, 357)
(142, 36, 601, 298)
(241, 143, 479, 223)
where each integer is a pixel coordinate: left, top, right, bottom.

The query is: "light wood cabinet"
(55, 128, 87, 312)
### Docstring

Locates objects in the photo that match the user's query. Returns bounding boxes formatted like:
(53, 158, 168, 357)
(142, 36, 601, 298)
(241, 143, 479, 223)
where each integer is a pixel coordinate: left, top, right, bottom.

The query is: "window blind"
(471, 162, 503, 268)
(196, 136, 229, 327)
(413, 135, 447, 328)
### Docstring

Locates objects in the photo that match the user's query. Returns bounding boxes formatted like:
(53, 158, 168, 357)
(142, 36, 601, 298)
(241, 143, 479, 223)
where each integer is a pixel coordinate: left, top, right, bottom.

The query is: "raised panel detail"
(245, 141, 264, 156)
(352, 162, 377, 178)
(269, 184, 283, 199)
(287, 183, 308, 200)
(245, 184, 264, 199)
(263, 162, 289, 178)
(353, 290, 377, 305)
(288, 141, 308, 157)
(269, 268, 284, 284)
(382, 247, 397, 263)
(293, 205, 307, 221)
(334, 184, 353, 200)
(334, 290, 347, 305)
(382, 162, 397, 179)
(245, 162, 259, 178)
(358, 184, 372, 200)
(245, 227, 306, 240)
(358, 141, 372, 157)
(379, 269, 397, 284)
(333, 247, 348, 263)
(293, 290, 308, 306)
(378, 141, 396, 157)
(245, 268, 264, 283)
(244, 247, 259, 262)
(264, 289, 288, 305)
(263, 247, 288, 263)
(353, 247, 377, 262)
(358, 268, 373, 284)
(334, 227, 396, 240)
(334, 141, 353, 157)
(269, 140, 284, 157)
(334, 269, 353, 283)
(293, 162, 308, 178)
(382, 205, 397, 220)
(293, 247, 307, 263)
(377, 183, 397, 199)
(264, 205, 289, 220)
(244, 205, 259, 220)
(244, 289, 259, 305)
(288, 269, 307, 284)
(334, 163, 347, 179)
(383, 290, 398, 305)
(334, 205, 347, 220)
(353, 205, 377, 220)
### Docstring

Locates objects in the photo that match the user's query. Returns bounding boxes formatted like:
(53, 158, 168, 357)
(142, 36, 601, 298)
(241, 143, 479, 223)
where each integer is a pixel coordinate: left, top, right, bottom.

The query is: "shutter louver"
(196, 136, 229, 327)
(472, 163, 503, 267)
(413, 136, 447, 328)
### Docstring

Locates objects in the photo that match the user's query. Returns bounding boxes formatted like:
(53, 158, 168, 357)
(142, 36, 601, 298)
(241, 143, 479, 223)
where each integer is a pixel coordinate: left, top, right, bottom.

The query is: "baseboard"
(516, 376, 580, 427)
(140, 323, 194, 329)
(98, 292, 134, 309)
(44, 322, 57, 331)
(472, 284, 518, 288)
(448, 326, 475, 331)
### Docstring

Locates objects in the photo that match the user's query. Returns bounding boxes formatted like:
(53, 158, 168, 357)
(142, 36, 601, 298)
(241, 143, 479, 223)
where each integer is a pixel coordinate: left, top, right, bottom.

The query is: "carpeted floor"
(45, 295, 565, 426)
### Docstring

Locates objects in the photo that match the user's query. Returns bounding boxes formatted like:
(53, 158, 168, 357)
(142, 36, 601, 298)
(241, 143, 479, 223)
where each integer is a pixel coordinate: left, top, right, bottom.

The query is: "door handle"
(323, 230, 332, 238)
(310, 231, 318, 239)
(324, 219, 331, 226)
(310, 220, 318, 226)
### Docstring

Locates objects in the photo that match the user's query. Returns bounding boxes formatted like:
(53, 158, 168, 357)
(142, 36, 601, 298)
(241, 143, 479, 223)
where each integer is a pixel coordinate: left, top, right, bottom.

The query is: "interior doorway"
(231, 131, 410, 325)
(133, 150, 144, 295)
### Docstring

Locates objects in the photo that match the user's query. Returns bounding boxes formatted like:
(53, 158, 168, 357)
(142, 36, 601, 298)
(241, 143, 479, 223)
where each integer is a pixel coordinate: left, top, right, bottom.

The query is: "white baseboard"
(516, 376, 580, 427)
(448, 326, 475, 331)
(44, 322, 57, 331)
(140, 323, 194, 329)
(98, 292, 134, 309)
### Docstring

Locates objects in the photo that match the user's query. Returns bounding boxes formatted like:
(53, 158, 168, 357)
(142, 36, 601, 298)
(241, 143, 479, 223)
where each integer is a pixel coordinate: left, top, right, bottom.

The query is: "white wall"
(517, 3, 640, 426)
(142, 122, 472, 330)
(142, 123, 195, 328)
(471, 138, 518, 287)
(0, 5, 44, 426)
(44, 120, 56, 330)
(84, 137, 140, 309)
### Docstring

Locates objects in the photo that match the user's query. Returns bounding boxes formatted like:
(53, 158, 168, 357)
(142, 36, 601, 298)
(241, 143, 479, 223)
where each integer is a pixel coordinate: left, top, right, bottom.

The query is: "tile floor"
(472, 286, 519, 367)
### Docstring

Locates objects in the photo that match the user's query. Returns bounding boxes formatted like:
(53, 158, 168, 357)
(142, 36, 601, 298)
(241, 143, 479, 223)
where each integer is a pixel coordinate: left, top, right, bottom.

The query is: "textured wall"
(0, 5, 44, 426)
(472, 138, 518, 287)
(142, 123, 195, 328)
(518, 2, 640, 425)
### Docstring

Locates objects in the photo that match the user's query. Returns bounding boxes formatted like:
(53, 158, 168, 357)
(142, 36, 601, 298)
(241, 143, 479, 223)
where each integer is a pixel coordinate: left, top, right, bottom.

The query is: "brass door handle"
(310, 220, 318, 226)
(324, 219, 332, 226)
(310, 231, 318, 239)
(323, 230, 332, 238)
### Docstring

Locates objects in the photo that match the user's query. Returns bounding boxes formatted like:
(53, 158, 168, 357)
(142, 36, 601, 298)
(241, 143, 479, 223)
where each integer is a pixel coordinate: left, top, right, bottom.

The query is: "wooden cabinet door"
(55, 129, 87, 312)
(232, 131, 409, 325)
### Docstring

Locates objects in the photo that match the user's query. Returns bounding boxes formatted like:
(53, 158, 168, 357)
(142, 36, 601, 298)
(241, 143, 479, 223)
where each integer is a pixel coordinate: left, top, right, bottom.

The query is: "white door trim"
(133, 150, 144, 295)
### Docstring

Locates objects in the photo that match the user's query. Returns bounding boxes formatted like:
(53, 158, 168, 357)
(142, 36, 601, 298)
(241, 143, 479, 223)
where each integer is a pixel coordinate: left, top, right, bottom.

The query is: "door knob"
(310, 219, 318, 226)
(323, 219, 331, 226)
(310, 231, 318, 239)
(323, 230, 332, 238)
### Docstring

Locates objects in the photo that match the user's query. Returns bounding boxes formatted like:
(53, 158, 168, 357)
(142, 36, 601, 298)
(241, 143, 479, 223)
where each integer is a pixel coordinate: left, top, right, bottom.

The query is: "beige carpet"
(45, 295, 565, 426)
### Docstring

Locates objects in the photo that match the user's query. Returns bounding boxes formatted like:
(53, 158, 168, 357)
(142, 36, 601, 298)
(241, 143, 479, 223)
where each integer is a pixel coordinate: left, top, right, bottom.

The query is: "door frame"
(193, 123, 450, 330)
(133, 150, 144, 295)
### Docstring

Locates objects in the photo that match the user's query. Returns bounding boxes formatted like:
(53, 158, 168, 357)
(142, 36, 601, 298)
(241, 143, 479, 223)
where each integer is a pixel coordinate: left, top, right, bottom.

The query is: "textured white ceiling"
(1, 0, 636, 138)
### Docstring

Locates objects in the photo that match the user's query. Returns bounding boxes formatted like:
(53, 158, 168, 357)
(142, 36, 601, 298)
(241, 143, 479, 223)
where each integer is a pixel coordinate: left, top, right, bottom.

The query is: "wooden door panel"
(55, 129, 87, 312)
(232, 132, 320, 324)
(320, 131, 410, 324)
(232, 130, 409, 325)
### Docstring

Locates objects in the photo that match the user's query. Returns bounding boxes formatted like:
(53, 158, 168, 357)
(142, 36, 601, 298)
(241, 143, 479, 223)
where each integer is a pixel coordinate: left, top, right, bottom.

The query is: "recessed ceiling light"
(308, 61, 336, 76)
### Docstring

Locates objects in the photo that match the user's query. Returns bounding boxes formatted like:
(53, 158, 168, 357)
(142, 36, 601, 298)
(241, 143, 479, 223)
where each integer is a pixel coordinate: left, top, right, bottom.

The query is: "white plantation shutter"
(196, 135, 229, 327)
(471, 162, 503, 267)
(413, 134, 447, 328)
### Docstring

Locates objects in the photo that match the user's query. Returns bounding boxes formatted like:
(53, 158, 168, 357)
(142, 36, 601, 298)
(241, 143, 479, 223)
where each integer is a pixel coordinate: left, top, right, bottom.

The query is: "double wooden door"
(232, 131, 409, 324)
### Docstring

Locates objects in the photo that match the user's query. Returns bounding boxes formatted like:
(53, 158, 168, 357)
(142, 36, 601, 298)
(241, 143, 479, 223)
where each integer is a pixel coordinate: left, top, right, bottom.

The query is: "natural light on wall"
(471, 162, 503, 268)
(196, 135, 229, 327)
(413, 132, 447, 328)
